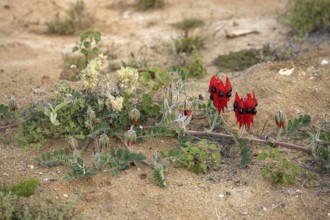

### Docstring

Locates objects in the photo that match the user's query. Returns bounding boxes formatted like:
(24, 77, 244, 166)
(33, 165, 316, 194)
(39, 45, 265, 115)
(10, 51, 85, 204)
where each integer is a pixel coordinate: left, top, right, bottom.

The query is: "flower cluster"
(80, 54, 106, 91)
(106, 94, 124, 112)
(208, 76, 232, 113)
(116, 67, 139, 93)
(233, 91, 258, 128)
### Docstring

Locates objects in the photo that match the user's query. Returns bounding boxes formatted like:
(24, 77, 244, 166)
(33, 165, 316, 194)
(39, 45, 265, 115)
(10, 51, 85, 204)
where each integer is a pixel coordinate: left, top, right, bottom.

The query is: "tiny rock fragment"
(139, 173, 147, 179)
(63, 194, 69, 198)
(239, 211, 248, 216)
(263, 207, 267, 211)
(320, 59, 328, 65)
(278, 68, 294, 76)
(219, 194, 225, 198)
(28, 164, 34, 169)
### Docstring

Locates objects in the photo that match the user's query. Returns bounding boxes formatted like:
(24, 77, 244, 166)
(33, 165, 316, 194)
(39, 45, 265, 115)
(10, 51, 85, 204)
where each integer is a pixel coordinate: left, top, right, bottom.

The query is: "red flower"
(208, 76, 232, 113)
(184, 110, 192, 117)
(233, 91, 258, 128)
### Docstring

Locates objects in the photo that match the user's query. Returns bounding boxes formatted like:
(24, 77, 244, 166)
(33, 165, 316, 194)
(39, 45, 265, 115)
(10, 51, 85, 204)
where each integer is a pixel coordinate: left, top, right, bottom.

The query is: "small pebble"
(239, 211, 247, 216)
(63, 194, 69, 198)
(263, 207, 267, 211)
(320, 59, 328, 65)
(219, 194, 224, 198)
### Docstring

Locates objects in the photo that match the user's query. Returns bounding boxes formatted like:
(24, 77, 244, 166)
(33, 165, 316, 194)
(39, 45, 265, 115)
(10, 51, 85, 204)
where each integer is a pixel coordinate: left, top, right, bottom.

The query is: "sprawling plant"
(1, 31, 323, 188)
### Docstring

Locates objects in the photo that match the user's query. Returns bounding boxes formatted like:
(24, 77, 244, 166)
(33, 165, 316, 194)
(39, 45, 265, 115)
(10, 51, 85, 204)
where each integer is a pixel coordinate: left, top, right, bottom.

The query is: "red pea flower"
(233, 91, 258, 128)
(184, 110, 192, 117)
(208, 76, 232, 113)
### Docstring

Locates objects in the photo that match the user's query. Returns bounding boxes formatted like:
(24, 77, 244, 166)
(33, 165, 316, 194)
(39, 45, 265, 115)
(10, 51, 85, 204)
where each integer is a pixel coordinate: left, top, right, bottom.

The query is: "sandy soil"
(0, 0, 329, 219)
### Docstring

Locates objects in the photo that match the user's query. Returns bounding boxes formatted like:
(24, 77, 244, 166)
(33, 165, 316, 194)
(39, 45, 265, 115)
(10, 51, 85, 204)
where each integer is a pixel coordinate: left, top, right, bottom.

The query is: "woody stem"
(184, 130, 308, 152)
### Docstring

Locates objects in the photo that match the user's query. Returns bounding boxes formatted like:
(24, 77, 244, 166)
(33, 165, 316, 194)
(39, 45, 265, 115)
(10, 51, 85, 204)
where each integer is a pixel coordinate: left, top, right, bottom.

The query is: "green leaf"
(89, 123, 110, 138)
(240, 145, 252, 166)
(261, 167, 270, 176)
(83, 41, 90, 49)
(93, 31, 101, 43)
(258, 151, 268, 161)
(92, 47, 99, 55)
(54, 101, 69, 112)
(153, 168, 166, 187)
(72, 46, 79, 53)
(80, 48, 88, 57)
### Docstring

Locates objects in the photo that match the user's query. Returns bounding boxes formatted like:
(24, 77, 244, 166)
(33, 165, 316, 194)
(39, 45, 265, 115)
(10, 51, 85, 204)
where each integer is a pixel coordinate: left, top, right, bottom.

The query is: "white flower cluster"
(116, 67, 139, 93)
(80, 54, 106, 91)
(106, 94, 124, 112)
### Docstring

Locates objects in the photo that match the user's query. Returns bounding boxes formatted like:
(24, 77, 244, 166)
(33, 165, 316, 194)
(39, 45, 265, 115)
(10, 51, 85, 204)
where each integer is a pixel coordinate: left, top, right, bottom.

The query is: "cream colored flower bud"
(68, 136, 78, 150)
(128, 107, 140, 125)
(8, 96, 18, 111)
(125, 129, 137, 146)
(99, 134, 110, 149)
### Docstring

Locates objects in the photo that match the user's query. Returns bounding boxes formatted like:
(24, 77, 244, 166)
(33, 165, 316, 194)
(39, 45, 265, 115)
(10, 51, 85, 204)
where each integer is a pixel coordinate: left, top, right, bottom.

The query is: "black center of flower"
(252, 108, 257, 115)
(238, 107, 244, 114)
(218, 90, 224, 97)
(226, 90, 232, 98)
(210, 94, 214, 100)
(246, 107, 252, 114)
(211, 86, 216, 93)
(233, 101, 238, 110)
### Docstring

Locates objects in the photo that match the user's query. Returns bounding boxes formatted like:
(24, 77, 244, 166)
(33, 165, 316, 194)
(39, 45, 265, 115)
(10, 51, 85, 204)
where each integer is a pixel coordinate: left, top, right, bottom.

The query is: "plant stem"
(0, 122, 20, 132)
(184, 130, 308, 152)
(208, 111, 219, 132)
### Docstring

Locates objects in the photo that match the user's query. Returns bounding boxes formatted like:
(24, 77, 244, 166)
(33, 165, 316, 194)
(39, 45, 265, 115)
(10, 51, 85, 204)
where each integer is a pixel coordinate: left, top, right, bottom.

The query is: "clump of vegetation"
(178, 139, 221, 174)
(134, 0, 164, 11)
(46, 0, 93, 35)
(0, 192, 78, 220)
(213, 44, 299, 72)
(174, 34, 206, 55)
(258, 147, 302, 185)
(213, 49, 261, 72)
(1, 30, 323, 190)
(281, 0, 330, 37)
(121, 52, 150, 70)
(172, 17, 205, 37)
(309, 130, 330, 169)
(0, 178, 39, 197)
(184, 48, 207, 78)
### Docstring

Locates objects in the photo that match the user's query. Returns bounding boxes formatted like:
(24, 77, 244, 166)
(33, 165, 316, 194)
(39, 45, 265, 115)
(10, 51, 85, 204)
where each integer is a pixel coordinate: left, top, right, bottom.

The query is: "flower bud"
(8, 96, 18, 111)
(184, 110, 192, 117)
(275, 110, 285, 128)
(68, 136, 78, 150)
(86, 106, 96, 128)
(125, 129, 137, 146)
(128, 107, 140, 126)
(99, 134, 110, 149)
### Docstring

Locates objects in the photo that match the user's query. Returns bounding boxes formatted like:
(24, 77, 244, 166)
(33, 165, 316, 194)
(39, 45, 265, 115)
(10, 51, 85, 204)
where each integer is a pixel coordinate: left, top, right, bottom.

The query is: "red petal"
(216, 81, 226, 112)
(225, 76, 231, 92)
(209, 76, 218, 93)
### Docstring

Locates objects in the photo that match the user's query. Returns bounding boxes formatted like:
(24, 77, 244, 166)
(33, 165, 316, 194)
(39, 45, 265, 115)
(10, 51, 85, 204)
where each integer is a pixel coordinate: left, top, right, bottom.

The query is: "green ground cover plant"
(281, 0, 330, 37)
(1, 31, 327, 189)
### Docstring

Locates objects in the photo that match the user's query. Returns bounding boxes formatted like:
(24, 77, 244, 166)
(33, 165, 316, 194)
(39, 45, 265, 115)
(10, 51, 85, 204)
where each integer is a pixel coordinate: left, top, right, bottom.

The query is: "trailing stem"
(184, 130, 308, 152)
